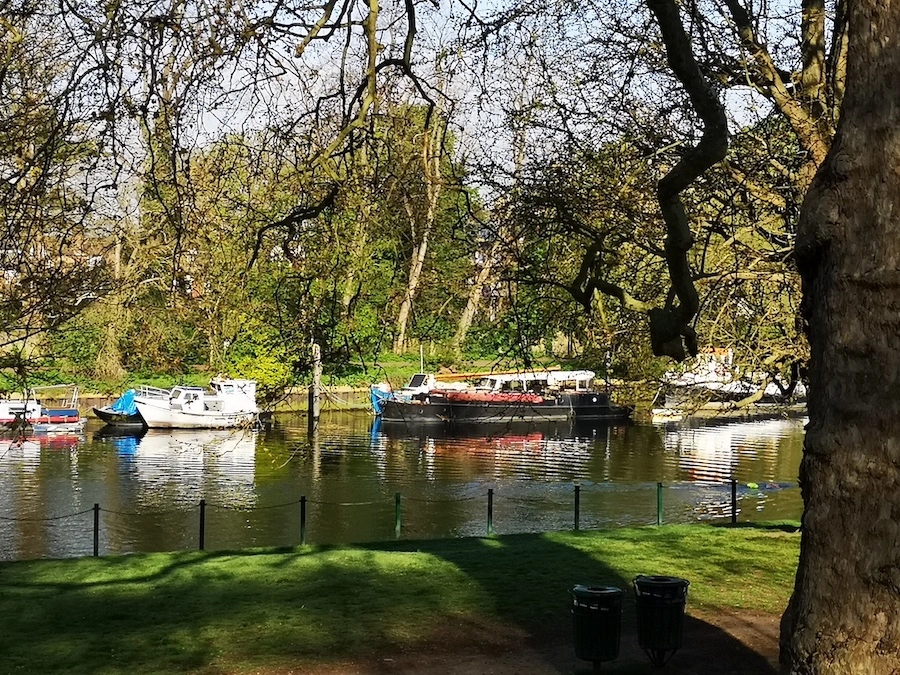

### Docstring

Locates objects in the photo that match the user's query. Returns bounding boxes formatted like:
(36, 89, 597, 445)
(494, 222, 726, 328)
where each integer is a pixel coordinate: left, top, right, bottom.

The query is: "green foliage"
(44, 317, 103, 376)
(224, 315, 294, 402)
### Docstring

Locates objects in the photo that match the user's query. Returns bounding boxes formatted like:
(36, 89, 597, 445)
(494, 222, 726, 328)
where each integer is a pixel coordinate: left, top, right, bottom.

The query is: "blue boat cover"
(110, 389, 138, 415)
(370, 387, 388, 416)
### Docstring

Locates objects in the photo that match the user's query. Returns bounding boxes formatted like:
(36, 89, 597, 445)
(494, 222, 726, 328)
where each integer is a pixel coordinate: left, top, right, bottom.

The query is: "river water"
(0, 412, 807, 560)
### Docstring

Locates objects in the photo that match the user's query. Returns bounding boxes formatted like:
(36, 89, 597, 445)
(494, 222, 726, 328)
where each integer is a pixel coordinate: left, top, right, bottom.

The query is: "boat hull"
(134, 399, 256, 429)
(1, 407, 86, 434)
(92, 406, 145, 427)
(376, 392, 632, 425)
(371, 371, 633, 426)
(558, 392, 634, 422)
(377, 398, 451, 423)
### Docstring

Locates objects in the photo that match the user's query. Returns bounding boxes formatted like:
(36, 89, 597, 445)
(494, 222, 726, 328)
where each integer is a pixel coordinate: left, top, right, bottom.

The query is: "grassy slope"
(0, 524, 799, 675)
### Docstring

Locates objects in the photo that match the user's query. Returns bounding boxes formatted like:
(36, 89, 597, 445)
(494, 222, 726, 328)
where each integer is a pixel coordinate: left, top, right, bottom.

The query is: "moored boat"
(0, 385, 86, 433)
(372, 370, 633, 425)
(370, 374, 459, 423)
(651, 347, 807, 420)
(133, 378, 259, 429)
(92, 386, 170, 427)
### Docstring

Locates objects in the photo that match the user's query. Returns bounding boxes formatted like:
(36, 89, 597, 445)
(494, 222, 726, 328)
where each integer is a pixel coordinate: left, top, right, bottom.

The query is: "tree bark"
(645, 0, 728, 360)
(451, 239, 499, 357)
(393, 216, 432, 354)
(783, 2, 900, 672)
(393, 107, 444, 355)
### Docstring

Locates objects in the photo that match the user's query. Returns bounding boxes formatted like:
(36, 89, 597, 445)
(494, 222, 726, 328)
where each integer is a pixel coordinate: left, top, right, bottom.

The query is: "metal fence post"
(487, 488, 494, 536)
(300, 496, 307, 545)
(731, 479, 738, 524)
(656, 482, 663, 526)
(199, 499, 206, 551)
(574, 484, 581, 531)
(93, 503, 99, 557)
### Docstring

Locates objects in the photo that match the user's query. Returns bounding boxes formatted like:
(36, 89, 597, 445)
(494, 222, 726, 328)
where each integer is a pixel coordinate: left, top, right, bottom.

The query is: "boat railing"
(29, 384, 79, 408)
(137, 385, 171, 399)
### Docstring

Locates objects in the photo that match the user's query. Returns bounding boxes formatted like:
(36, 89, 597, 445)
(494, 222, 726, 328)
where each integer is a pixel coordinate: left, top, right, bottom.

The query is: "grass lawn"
(0, 523, 799, 674)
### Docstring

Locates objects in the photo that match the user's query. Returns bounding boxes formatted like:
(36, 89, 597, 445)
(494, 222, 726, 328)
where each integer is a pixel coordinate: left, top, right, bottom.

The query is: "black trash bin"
(633, 575, 690, 667)
(571, 585, 623, 667)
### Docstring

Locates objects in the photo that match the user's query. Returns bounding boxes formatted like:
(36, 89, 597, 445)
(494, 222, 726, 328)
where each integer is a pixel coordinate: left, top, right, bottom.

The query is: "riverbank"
(0, 523, 799, 674)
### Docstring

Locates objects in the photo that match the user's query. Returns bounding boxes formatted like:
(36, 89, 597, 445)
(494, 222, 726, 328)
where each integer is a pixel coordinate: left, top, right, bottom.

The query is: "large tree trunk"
(393, 227, 431, 354)
(451, 240, 500, 357)
(783, 2, 900, 672)
(393, 110, 443, 355)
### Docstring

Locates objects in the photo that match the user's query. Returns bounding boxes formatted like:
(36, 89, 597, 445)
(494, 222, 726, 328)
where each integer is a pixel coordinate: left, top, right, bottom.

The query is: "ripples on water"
(0, 412, 806, 560)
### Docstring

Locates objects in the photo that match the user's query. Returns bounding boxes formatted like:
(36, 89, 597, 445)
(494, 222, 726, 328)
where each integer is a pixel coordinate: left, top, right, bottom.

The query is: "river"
(0, 412, 806, 560)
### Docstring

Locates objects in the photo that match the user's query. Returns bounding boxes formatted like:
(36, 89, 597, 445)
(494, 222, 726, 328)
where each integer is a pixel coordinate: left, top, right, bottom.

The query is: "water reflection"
(0, 413, 806, 560)
(106, 428, 259, 509)
(658, 414, 806, 521)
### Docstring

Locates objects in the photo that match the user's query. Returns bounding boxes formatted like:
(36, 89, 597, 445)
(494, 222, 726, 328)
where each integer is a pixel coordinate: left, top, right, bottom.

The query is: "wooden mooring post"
(308, 343, 321, 436)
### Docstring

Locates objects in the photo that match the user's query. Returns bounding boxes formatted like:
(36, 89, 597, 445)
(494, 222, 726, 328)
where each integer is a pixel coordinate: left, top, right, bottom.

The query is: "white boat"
(0, 385, 86, 433)
(133, 378, 259, 429)
(651, 348, 807, 421)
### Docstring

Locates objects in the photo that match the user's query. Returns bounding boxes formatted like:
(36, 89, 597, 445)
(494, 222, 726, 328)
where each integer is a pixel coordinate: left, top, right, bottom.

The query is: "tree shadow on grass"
(365, 532, 782, 674)
(0, 532, 782, 675)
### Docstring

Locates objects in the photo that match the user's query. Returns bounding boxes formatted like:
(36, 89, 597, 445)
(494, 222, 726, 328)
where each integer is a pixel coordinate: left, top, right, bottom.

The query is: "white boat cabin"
(475, 370, 596, 394)
(167, 378, 258, 415)
(0, 399, 42, 421)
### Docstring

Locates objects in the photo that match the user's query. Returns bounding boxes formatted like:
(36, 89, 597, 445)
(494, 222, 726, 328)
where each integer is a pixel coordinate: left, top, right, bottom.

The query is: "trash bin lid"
(632, 574, 691, 588)
(572, 584, 624, 599)
(632, 575, 690, 595)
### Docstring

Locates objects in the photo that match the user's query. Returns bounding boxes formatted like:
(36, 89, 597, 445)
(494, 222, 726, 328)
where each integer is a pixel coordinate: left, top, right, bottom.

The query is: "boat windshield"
(407, 374, 428, 388)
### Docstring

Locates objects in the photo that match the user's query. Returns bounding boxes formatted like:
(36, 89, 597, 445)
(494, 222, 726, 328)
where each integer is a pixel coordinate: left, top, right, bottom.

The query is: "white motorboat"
(0, 385, 86, 433)
(133, 378, 259, 429)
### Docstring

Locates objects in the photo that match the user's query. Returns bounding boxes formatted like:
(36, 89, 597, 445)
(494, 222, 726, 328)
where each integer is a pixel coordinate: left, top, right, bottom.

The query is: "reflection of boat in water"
(370, 416, 621, 480)
(662, 416, 807, 482)
(104, 428, 259, 507)
(0, 433, 82, 455)
(374, 416, 626, 441)
(92, 425, 148, 455)
(371, 370, 633, 424)
(103, 427, 258, 456)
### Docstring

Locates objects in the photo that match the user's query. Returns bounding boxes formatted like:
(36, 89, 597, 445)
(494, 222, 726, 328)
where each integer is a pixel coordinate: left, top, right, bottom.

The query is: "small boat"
(0, 385, 86, 433)
(133, 377, 259, 429)
(371, 370, 633, 425)
(370, 373, 467, 424)
(92, 387, 169, 427)
(650, 348, 807, 420)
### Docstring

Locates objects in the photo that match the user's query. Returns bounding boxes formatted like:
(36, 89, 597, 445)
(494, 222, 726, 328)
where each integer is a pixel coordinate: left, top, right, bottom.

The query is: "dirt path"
(254, 609, 783, 675)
